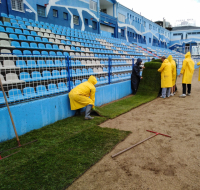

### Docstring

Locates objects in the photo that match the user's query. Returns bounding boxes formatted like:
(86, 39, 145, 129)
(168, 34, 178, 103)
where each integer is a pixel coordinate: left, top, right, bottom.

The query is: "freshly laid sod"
(0, 116, 130, 190)
(96, 60, 162, 118)
(0, 60, 161, 190)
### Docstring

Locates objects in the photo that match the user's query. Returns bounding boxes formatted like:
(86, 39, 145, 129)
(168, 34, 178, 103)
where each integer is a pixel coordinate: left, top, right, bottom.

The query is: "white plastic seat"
(49, 39, 55, 43)
(96, 60, 100, 65)
(55, 39, 60, 43)
(55, 35, 60, 39)
(81, 53, 85, 56)
(87, 60, 92, 65)
(0, 62, 2, 68)
(65, 46, 70, 50)
(0, 40, 11, 47)
(81, 60, 86, 65)
(38, 32, 43, 37)
(44, 33, 50, 38)
(0, 49, 12, 56)
(85, 48, 89, 52)
(46, 29, 51, 33)
(0, 74, 6, 84)
(6, 73, 24, 83)
(34, 27, 40, 32)
(81, 47, 85, 51)
(70, 52, 74, 56)
(40, 28, 46, 32)
(93, 68, 99, 73)
(76, 42, 80, 46)
(72, 41, 76, 45)
(92, 60, 96, 65)
(60, 36, 65, 40)
(0, 32, 9, 39)
(27, 26, 33, 30)
(3, 60, 17, 68)
(86, 53, 90, 56)
(75, 53, 80, 56)
(50, 34, 55, 38)
(59, 45, 64, 50)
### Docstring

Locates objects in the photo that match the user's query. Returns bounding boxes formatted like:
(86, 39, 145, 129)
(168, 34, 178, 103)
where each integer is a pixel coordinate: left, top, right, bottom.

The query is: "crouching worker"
(131, 58, 145, 95)
(158, 56, 172, 98)
(69, 75, 97, 120)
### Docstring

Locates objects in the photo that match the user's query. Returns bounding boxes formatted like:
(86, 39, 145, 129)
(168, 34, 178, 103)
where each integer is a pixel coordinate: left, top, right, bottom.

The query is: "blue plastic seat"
(63, 52, 69, 57)
(41, 51, 49, 56)
(35, 37, 42, 42)
(0, 26, 5, 32)
(71, 46, 76, 51)
(75, 60, 81, 66)
(12, 23, 20, 28)
(58, 82, 68, 92)
(16, 60, 27, 68)
(8, 89, 24, 102)
(49, 51, 56, 56)
(82, 68, 88, 75)
(53, 45, 59, 50)
(4, 22, 11, 27)
(9, 14, 15, 19)
(46, 60, 55, 67)
(18, 35, 26, 41)
(70, 69, 76, 77)
(61, 70, 68, 77)
(37, 60, 47, 67)
(23, 18, 28, 22)
(61, 40, 66, 45)
(0, 91, 5, 105)
(13, 50, 22, 55)
(20, 72, 33, 82)
(46, 44, 53, 50)
(75, 80, 81, 86)
(23, 50, 32, 56)
(36, 85, 49, 96)
(88, 68, 94, 74)
(10, 19, 17, 24)
(56, 51, 63, 56)
(27, 60, 37, 68)
(55, 60, 63, 67)
(32, 71, 43, 81)
(25, 22, 31, 26)
(52, 70, 62, 79)
(42, 38, 49, 43)
(38, 43, 45, 49)
(33, 50, 41, 56)
(67, 81, 74, 89)
(23, 30, 30, 35)
(6, 27, 14, 33)
(48, 84, 59, 94)
(15, 29, 22, 34)
(21, 42, 30, 48)
(82, 79, 87, 83)
(1, 13, 8, 18)
(16, 16, 22, 20)
(42, 71, 52, 80)
(30, 43, 38, 49)
(31, 31, 37, 36)
(9, 33, 18, 40)
(26, 36, 34, 41)
(23, 87, 38, 98)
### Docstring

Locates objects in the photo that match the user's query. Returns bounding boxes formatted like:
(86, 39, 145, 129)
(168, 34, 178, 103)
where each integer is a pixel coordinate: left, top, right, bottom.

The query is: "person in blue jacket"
(131, 58, 144, 95)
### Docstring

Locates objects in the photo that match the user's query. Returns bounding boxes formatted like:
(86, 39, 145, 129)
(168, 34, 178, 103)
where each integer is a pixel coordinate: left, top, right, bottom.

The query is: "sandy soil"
(68, 70, 200, 190)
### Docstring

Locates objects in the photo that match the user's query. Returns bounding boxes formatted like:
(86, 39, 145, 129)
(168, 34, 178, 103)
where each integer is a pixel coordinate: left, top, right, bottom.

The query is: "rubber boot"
(85, 105, 94, 120)
(75, 109, 81, 116)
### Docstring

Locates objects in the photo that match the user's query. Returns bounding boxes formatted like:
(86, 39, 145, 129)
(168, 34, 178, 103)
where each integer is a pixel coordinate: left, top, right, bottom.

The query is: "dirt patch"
(67, 70, 200, 190)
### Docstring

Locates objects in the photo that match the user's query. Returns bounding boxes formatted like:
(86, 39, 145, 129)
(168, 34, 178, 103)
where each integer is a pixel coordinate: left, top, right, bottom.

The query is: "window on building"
(92, 21, 97, 29)
(143, 21, 146, 27)
(149, 38, 151, 43)
(121, 29, 124, 37)
(85, 18, 88, 25)
(73, 15, 79, 25)
(158, 29, 160, 33)
(135, 17, 137, 22)
(63, 12, 68, 20)
(90, 0, 97, 11)
(133, 33, 134, 38)
(130, 32, 132, 37)
(11, 0, 24, 12)
(127, 31, 129, 36)
(37, 5, 46, 17)
(53, 9, 58, 17)
(118, 13, 126, 23)
(138, 18, 139, 23)
(149, 24, 152, 30)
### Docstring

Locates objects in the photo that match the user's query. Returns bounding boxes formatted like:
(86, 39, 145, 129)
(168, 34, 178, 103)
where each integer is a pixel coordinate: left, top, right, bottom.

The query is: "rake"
(112, 130, 171, 158)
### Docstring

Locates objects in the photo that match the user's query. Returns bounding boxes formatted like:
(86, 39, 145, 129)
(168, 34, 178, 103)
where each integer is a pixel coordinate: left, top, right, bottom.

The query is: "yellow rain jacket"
(69, 75, 97, 110)
(158, 59, 172, 88)
(167, 55, 177, 86)
(180, 52, 195, 84)
(197, 62, 200, 81)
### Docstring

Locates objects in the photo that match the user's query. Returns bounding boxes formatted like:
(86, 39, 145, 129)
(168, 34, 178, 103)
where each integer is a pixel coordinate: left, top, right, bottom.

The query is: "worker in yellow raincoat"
(197, 62, 200, 81)
(158, 56, 172, 98)
(69, 75, 97, 120)
(179, 52, 195, 98)
(167, 55, 177, 96)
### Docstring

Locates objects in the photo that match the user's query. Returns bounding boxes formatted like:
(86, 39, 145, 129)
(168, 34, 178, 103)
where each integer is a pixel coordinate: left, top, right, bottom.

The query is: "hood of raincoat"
(136, 58, 142, 66)
(88, 75, 97, 85)
(167, 55, 173, 63)
(185, 52, 191, 58)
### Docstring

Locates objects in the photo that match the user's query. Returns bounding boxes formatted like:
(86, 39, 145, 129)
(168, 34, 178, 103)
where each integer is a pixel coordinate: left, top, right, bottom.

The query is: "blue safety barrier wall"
(0, 80, 132, 142)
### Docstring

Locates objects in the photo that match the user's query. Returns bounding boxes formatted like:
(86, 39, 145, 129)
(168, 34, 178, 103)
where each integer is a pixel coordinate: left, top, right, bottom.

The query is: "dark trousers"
(182, 83, 191, 94)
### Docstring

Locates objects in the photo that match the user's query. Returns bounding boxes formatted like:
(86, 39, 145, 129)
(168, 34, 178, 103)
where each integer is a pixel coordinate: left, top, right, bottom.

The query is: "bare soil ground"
(68, 70, 200, 190)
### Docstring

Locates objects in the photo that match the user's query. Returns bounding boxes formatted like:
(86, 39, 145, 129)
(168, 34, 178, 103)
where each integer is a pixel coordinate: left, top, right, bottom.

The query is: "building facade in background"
(1, 0, 200, 54)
